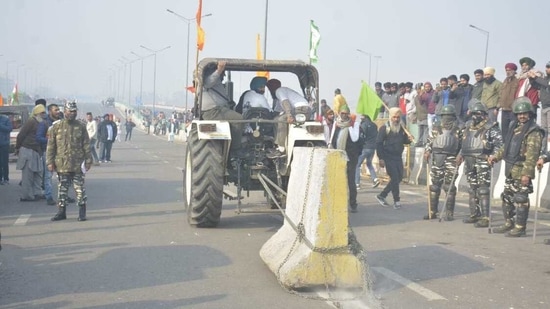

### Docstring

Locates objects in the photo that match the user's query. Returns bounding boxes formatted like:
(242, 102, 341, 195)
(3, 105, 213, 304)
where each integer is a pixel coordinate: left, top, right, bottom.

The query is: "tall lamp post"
(166, 9, 212, 113)
(131, 51, 147, 108)
(119, 58, 128, 105)
(356, 49, 372, 86)
(140, 45, 171, 118)
(4, 59, 15, 95)
(374, 55, 382, 84)
(121, 56, 131, 107)
(16, 64, 25, 84)
(469, 24, 490, 67)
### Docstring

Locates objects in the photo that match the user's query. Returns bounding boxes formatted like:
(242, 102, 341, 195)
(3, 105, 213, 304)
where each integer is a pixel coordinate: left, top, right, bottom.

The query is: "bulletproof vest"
(461, 123, 491, 157)
(431, 127, 460, 155)
(503, 121, 538, 165)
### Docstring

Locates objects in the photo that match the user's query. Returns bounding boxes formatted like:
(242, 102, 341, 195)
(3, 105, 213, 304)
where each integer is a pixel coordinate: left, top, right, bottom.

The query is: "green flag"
(309, 20, 320, 63)
(356, 81, 382, 121)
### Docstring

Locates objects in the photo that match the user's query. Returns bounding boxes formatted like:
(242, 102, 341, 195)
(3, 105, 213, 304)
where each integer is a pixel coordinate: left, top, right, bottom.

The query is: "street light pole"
(4, 60, 15, 95)
(131, 51, 146, 108)
(356, 49, 372, 86)
(469, 24, 490, 67)
(121, 56, 132, 107)
(374, 55, 382, 84)
(119, 59, 127, 104)
(166, 9, 212, 113)
(140, 45, 171, 118)
(16, 64, 24, 83)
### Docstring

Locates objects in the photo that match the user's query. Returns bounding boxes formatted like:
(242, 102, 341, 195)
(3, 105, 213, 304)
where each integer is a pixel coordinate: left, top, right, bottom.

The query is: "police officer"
(48, 102, 93, 221)
(457, 100, 503, 227)
(423, 104, 462, 220)
(489, 97, 544, 237)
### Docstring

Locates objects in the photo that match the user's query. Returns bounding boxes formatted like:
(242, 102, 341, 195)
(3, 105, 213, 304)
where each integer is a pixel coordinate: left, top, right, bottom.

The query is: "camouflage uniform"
(47, 102, 92, 221)
(459, 101, 504, 227)
(424, 105, 463, 220)
(492, 98, 544, 237)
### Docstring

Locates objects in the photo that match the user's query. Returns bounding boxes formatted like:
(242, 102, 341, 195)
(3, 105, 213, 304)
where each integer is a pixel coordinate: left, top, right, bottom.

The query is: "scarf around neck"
(335, 117, 352, 150)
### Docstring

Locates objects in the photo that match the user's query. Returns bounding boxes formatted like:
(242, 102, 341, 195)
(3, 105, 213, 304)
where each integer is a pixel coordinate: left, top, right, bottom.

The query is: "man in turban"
(498, 63, 520, 138)
(481, 67, 502, 124)
(516, 57, 542, 116)
(235, 76, 271, 115)
(16, 104, 47, 201)
(375, 107, 413, 209)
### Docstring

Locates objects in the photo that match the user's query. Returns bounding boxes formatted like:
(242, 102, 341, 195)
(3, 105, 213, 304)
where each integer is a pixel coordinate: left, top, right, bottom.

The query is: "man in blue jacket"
(0, 113, 13, 185)
(355, 114, 380, 189)
(36, 103, 62, 205)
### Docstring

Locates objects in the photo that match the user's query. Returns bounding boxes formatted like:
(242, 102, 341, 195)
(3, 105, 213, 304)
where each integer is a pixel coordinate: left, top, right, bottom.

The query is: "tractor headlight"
(295, 113, 307, 123)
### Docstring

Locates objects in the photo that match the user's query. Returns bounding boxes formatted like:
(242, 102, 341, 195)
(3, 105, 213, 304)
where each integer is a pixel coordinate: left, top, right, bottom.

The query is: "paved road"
(1, 102, 549, 309)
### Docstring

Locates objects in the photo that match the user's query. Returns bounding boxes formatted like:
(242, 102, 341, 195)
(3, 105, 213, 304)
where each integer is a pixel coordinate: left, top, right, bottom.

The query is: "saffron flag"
(0, 93, 3, 106)
(256, 34, 269, 79)
(10, 83, 19, 106)
(356, 81, 382, 121)
(309, 20, 320, 63)
(196, 0, 205, 51)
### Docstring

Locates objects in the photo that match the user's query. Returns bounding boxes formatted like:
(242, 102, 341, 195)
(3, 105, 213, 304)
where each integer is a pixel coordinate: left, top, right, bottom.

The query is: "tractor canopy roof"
(195, 58, 319, 90)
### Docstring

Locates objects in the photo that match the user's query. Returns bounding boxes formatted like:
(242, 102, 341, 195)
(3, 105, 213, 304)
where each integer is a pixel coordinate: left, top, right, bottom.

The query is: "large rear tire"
(184, 127, 224, 227)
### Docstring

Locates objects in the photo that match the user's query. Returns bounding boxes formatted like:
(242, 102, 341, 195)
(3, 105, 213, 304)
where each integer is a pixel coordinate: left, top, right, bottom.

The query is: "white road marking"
(14, 214, 31, 226)
(372, 267, 447, 301)
(153, 155, 159, 158)
(163, 160, 169, 164)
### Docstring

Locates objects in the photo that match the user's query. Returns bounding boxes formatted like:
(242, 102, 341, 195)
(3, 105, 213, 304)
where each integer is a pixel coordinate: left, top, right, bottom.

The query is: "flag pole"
(308, 20, 311, 65)
(263, 0, 268, 60)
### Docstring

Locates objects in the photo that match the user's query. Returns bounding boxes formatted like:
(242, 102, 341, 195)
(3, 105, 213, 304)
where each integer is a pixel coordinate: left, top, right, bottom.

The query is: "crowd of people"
(318, 56, 550, 243)
(1, 98, 143, 221)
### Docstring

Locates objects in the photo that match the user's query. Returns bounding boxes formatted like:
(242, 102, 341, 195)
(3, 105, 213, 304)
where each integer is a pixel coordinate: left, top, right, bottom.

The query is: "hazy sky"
(1, 0, 549, 108)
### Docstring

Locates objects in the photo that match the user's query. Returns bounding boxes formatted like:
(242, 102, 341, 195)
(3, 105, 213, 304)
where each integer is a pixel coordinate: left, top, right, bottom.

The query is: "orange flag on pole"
(196, 0, 205, 51)
(256, 34, 269, 79)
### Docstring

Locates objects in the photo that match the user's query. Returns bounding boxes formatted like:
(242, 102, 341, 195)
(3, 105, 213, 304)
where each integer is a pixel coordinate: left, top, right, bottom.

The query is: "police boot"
(492, 199, 515, 233)
(423, 186, 440, 220)
(506, 205, 529, 237)
(77, 205, 87, 222)
(463, 189, 480, 223)
(443, 191, 456, 221)
(51, 206, 67, 221)
(474, 187, 491, 228)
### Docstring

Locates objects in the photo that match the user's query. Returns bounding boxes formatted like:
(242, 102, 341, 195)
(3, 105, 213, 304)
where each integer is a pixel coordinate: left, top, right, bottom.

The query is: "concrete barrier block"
(260, 148, 363, 289)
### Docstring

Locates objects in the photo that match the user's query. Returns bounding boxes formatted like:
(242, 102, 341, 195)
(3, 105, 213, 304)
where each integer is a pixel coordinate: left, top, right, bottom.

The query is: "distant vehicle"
(103, 97, 115, 107)
(0, 105, 31, 156)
